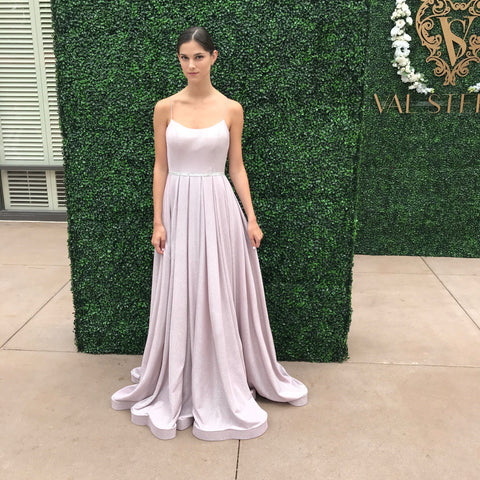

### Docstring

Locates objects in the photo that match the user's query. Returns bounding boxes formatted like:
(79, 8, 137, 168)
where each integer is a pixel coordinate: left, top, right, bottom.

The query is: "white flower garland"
(391, 0, 433, 94)
(391, 0, 480, 94)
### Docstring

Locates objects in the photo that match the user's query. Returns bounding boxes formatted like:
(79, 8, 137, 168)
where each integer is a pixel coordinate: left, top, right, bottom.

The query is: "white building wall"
(0, 0, 64, 212)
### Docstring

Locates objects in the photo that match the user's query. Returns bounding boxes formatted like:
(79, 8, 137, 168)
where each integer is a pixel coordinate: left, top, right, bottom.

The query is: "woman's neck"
(184, 80, 216, 100)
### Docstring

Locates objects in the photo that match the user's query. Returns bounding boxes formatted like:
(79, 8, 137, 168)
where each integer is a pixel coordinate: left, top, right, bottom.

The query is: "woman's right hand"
(151, 225, 167, 254)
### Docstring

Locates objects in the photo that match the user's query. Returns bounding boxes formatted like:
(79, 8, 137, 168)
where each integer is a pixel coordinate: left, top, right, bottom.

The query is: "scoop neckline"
(169, 119, 226, 130)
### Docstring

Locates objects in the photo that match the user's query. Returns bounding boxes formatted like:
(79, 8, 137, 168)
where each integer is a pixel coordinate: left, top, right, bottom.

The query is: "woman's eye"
(195, 56, 204, 60)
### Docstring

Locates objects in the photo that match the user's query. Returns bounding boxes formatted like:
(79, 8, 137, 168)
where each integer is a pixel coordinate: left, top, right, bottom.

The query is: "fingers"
(151, 241, 163, 255)
(250, 233, 262, 249)
(151, 235, 166, 255)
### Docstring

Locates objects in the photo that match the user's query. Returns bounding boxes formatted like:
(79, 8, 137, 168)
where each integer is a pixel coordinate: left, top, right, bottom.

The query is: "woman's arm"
(227, 101, 263, 248)
(151, 99, 170, 254)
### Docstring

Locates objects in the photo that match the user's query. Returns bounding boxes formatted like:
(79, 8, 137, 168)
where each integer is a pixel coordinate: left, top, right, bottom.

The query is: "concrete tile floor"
(1, 221, 479, 480)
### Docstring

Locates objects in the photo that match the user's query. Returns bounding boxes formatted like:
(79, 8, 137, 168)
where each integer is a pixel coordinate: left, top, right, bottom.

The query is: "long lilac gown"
(111, 105, 308, 441)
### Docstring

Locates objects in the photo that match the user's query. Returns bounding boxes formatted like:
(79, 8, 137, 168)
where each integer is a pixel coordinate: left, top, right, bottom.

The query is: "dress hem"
(192, 420, 268, 441)
(111, 396, 268, 441)
(289, 394, 308, 407)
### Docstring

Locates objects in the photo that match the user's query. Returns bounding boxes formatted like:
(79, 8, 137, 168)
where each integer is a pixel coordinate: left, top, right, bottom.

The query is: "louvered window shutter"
(0, 0, 64, 211)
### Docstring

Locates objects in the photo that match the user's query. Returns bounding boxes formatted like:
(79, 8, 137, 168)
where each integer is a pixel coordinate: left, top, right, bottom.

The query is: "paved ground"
(1, 221, 479, 480)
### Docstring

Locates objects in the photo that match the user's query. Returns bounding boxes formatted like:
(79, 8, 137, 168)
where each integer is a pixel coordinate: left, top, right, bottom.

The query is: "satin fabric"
(111, 117, 308, 441)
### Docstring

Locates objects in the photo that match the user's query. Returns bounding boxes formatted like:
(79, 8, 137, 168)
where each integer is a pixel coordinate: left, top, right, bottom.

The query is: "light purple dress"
(111, 106, 308, 441)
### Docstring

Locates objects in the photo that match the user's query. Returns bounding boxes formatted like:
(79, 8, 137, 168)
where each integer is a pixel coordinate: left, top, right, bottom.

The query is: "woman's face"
(177, 40, 217, 82)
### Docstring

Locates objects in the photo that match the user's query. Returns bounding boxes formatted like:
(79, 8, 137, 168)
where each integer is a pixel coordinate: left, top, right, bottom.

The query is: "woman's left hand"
(247, 219, 263, 248)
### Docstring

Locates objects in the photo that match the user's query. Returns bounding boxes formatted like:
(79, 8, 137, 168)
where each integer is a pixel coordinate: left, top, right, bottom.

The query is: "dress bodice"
(166, 119, 230, 175)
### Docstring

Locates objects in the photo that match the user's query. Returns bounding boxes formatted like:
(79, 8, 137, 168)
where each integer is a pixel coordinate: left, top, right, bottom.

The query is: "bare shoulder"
(153, 94, 179, 127)
(227, 98, 243, 116)
(225, 98, 244, 129)
(154, 96, 172, 117)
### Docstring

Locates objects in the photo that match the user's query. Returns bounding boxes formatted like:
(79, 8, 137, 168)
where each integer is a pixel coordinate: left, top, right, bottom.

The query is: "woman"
(112, 26, 307, 441)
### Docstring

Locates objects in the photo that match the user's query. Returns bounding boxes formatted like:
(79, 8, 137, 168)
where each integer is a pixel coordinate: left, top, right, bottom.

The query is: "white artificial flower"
(390, 26, 401, 37)
(396, 56, 408, 66)
(468, 83, 480, 93)
(392, 33, 412, 42)
(393, 39, 409, 49)
(396, 19, 406, 28)
(406, 16, 413, 26)
(417, 84, 433, 94)
(392, 10, 405, 20)
(395, 47, 410, 57)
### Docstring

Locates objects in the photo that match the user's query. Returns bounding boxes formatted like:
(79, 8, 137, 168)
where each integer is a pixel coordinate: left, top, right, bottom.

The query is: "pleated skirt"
(111, 173, 308, 440)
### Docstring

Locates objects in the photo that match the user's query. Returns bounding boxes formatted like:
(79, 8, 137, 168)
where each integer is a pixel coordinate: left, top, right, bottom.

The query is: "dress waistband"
(168, 171, 225, 177)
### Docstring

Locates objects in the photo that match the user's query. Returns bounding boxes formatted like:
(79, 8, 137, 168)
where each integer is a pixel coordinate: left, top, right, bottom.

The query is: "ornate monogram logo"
(416, 0, 480, 86)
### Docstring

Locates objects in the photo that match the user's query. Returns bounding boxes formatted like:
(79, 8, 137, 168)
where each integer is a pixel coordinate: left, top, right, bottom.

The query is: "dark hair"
(176, 26, 215, 54)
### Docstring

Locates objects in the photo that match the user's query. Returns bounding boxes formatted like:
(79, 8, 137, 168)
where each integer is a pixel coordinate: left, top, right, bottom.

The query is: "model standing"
(112, 26, 307, 441)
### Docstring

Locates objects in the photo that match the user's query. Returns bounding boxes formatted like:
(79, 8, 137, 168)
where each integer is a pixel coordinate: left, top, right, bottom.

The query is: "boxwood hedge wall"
(355, 0, 480, 257)
(52, 0, 367, 361)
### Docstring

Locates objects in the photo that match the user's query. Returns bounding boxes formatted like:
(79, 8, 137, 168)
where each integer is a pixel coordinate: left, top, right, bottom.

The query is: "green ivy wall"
(52, 0, 367, 361)
(355, 0, 480, 257)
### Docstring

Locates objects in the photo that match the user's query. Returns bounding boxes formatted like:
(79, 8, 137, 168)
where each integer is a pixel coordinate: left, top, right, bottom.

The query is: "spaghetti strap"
(223, 98, 229, 119)
(170, 99, 174, 121)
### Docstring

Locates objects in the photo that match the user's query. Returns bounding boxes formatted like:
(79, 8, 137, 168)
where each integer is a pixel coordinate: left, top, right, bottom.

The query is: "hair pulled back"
(176, 26, 215, 54)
